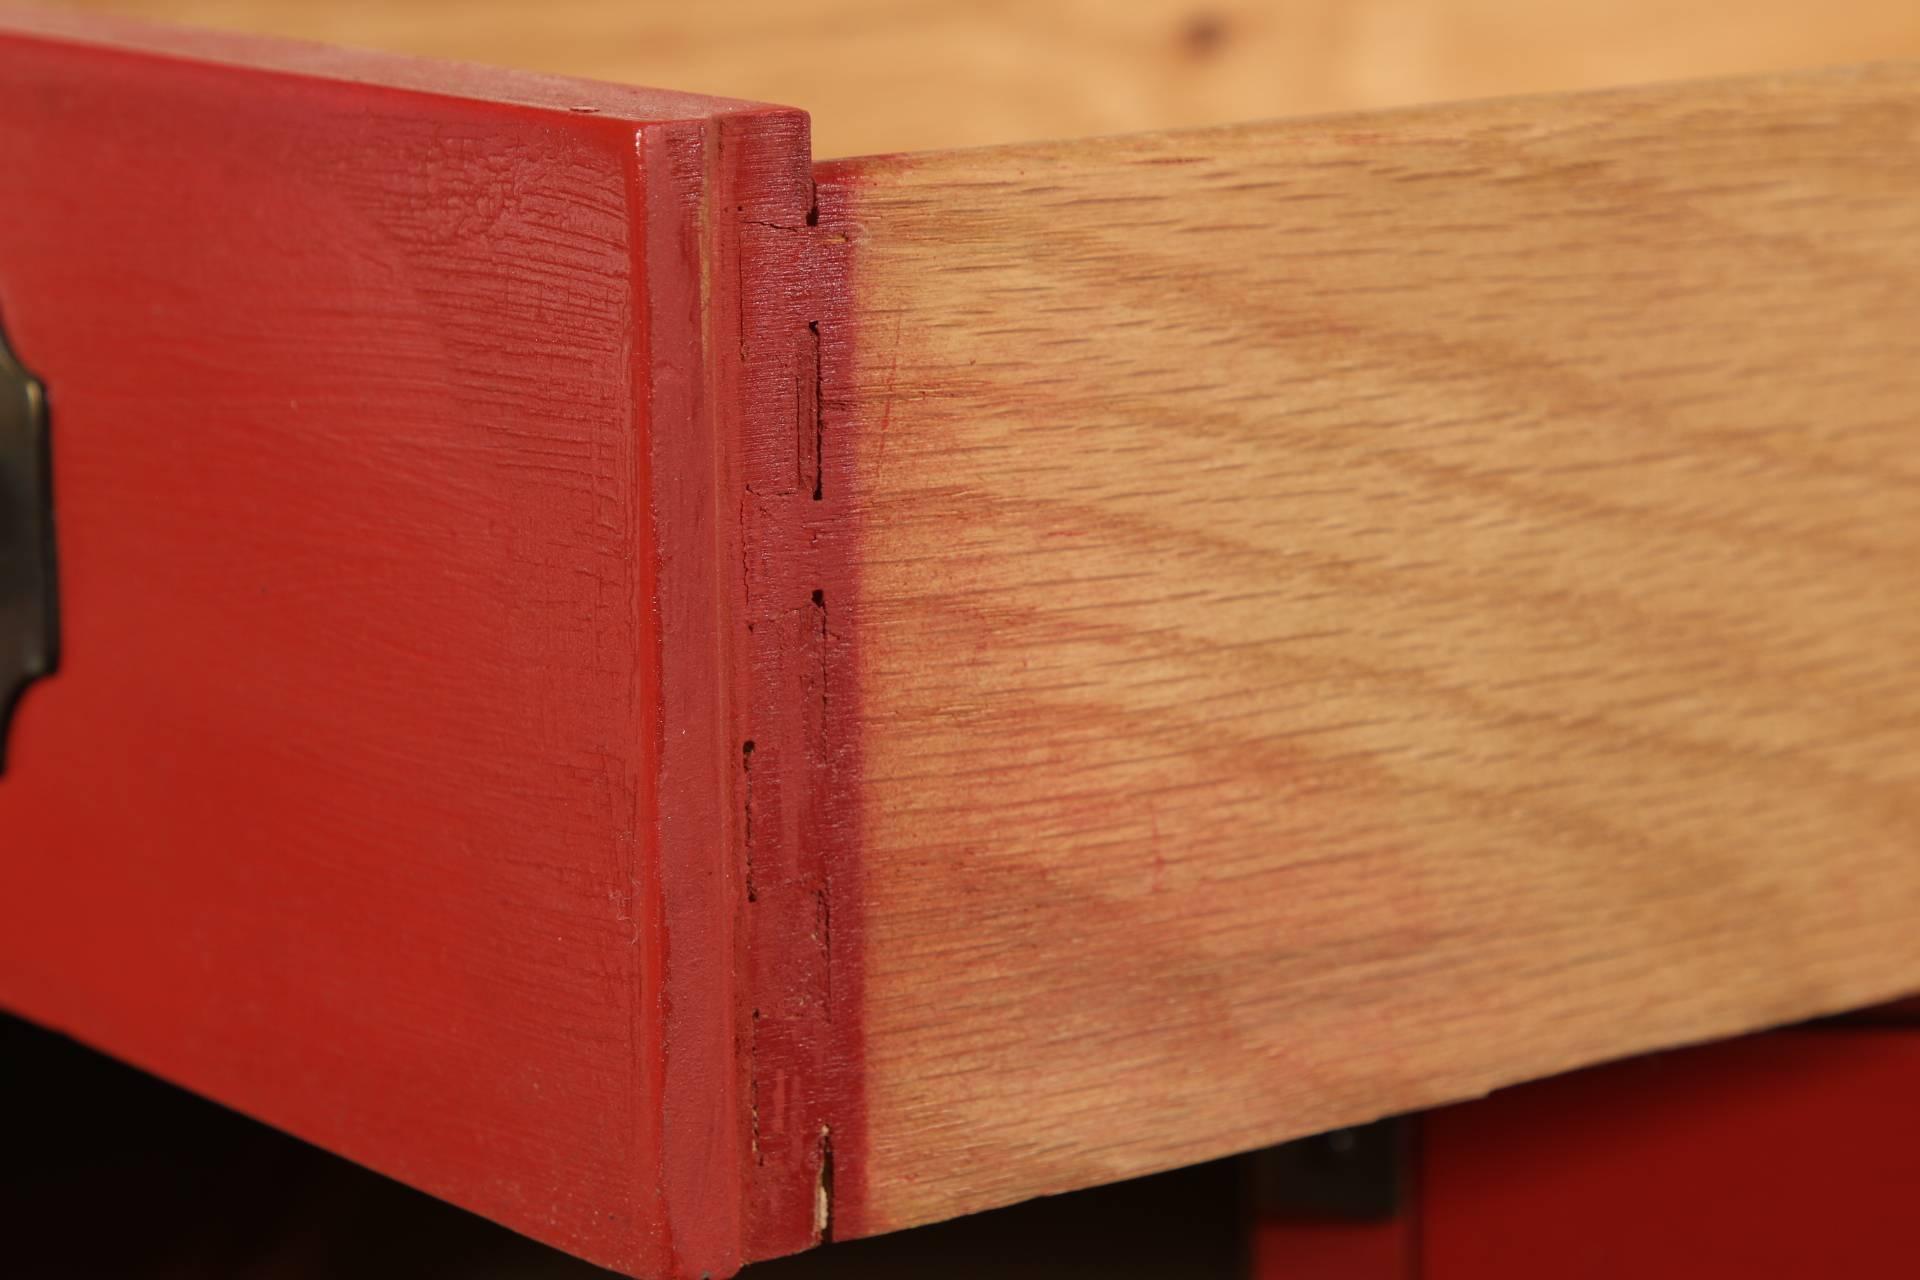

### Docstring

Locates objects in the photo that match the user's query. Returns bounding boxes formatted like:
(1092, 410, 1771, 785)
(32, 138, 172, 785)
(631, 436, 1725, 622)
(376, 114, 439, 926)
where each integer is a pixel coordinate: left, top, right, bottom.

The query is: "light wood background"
(37, 0, 1920, 156)
(816, 66, 1920, 1235)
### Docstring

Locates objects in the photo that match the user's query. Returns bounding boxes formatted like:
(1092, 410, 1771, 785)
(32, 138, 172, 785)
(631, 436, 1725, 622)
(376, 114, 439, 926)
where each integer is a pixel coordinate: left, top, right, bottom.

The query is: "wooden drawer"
(3, 5, 1919, 1276)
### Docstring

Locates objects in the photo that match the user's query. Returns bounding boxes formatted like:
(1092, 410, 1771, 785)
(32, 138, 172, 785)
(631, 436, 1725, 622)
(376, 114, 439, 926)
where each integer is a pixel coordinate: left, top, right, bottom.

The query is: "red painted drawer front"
(0, 14, 811, 1275)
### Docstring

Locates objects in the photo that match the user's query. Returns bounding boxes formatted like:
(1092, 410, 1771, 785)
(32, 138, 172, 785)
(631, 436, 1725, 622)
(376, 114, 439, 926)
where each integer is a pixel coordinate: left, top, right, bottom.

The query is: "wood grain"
(0, 11, 823, 1275)
(37, 0, 1920, 157)
(814, 66, 1920, 1236)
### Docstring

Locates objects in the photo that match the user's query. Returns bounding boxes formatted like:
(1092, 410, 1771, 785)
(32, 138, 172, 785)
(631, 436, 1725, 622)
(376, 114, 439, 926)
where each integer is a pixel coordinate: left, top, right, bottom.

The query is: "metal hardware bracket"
(0, 316, 57, 774)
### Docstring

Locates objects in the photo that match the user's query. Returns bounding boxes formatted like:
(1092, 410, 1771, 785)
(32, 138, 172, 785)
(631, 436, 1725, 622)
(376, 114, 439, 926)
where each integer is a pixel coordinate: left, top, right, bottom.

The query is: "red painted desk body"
(1254, 1020, 1920, 1280)
(3, 10, 1920, 1277)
